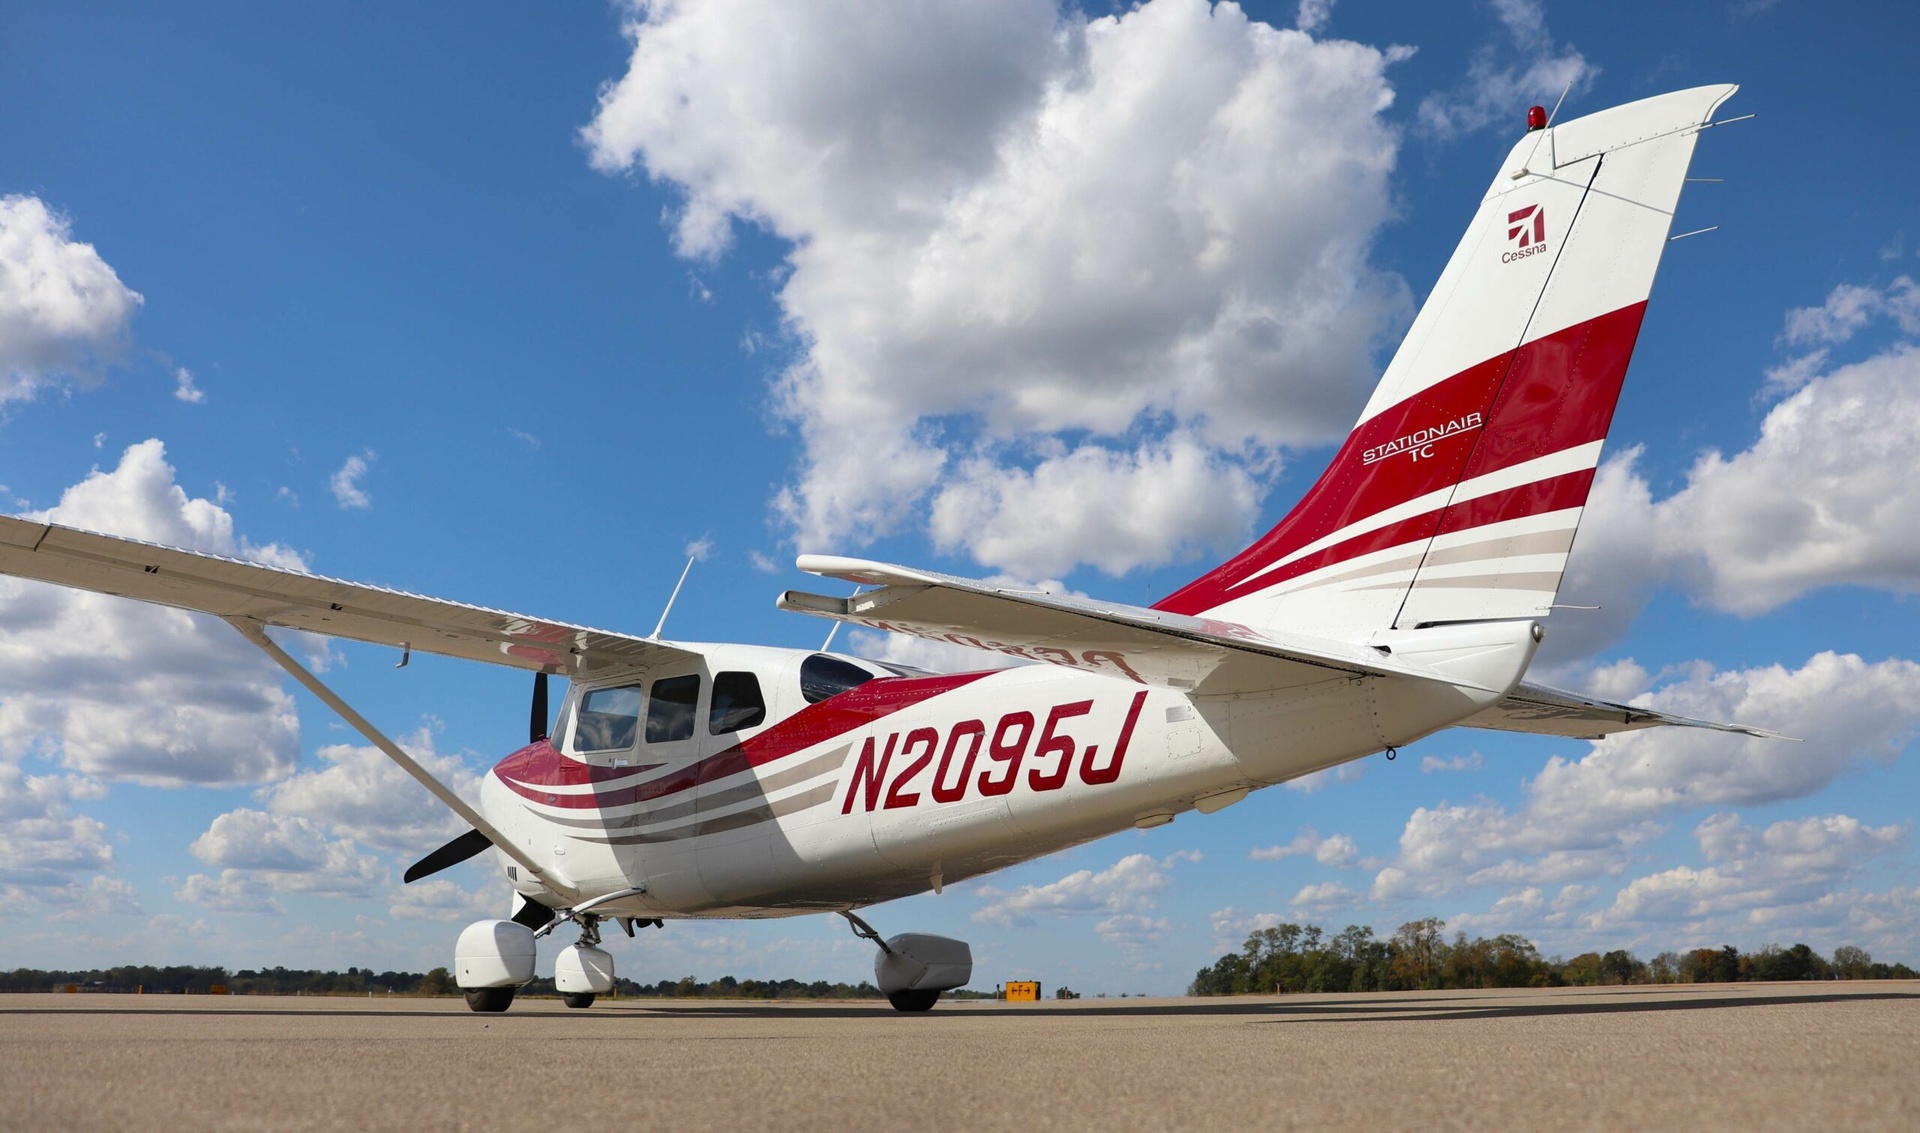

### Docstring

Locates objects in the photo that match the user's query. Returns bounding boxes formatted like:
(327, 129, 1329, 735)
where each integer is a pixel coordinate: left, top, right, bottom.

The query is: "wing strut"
(225, 616, 576, 901)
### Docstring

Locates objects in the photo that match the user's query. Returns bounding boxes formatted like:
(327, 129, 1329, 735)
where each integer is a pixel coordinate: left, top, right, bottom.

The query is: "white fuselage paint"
(483, 635, 1534, 920)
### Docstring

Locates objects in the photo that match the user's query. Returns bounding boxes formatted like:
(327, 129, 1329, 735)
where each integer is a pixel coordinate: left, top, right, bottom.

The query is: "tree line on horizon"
(1189, 917, 1918, 996)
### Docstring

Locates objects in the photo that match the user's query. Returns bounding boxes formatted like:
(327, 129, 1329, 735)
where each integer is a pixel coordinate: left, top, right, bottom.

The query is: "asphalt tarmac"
(4, 982, 1916, 1131)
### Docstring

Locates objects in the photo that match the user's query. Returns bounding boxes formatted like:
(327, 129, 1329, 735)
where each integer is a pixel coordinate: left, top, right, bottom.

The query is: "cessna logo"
(1362, 412, 1483, 465)
(1501, 204, 1547, 263)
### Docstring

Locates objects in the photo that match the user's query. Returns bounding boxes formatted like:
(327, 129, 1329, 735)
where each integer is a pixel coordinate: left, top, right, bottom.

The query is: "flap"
(0, 515, 696, 681)
(1459, 679, 1788, 740)
(783, 554, 1490, 696)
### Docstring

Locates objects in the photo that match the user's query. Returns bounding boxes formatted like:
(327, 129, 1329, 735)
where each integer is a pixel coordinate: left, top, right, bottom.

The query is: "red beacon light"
(1526, 105, 1548, 131)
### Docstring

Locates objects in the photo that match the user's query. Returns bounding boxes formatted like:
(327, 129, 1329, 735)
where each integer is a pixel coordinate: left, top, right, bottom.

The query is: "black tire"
(464, 987, 515, 1013)
(562, 992, 597, 1009)
(887, 989, 940, 1012)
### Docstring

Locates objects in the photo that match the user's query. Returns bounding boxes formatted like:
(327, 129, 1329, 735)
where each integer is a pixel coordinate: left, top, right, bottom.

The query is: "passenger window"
(573, 686, 641, 752)
(709, 671, 767, 736)
(646, 674, 702, 744)
(800, 654, 875, 705)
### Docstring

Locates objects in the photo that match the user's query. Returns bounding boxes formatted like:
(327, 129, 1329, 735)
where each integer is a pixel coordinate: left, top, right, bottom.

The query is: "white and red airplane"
(0, 85, 1771, 1012)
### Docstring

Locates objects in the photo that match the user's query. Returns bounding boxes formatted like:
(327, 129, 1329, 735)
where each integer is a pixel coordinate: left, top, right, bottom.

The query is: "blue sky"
(3, 0, 1917, 994)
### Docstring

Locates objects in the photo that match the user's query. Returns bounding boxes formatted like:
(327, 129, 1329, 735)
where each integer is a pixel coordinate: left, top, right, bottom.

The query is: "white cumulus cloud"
(188, 808, 382, 897)
(585, 0, 1411, 575)
(330, 450, 375, 509)
(1581, 813, 1908, 953)
(172, 366, 205, 403)
(388, 877, 501, 923)
(1417, 0, 1596, 138)
(972, 850, 1194, 927)
(174, 870, 283, 916)
(1289, 881, 1360, 910)
(0, 763, 113, 887)
(1374, 652, 1920, 902)
(1545, 284, 1920, 663)
(0, 194, 142, 404)
(1249, 826, 1359, 867)
(259, 727, 481, 855)
(0, 440, 305, 786)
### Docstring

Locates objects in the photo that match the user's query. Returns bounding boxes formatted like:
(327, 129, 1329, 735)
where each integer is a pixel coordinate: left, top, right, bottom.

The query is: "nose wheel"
(887, 989, 940, 1012)
(562, 992, 596, 1009)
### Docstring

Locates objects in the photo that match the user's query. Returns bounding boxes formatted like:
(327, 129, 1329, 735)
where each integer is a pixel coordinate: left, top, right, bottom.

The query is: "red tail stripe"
(1230, 467, 1598, 596)
(1156, 302, 1645, 616)
(1437, 467, 1594, 537)
(494, 670, 993, 810)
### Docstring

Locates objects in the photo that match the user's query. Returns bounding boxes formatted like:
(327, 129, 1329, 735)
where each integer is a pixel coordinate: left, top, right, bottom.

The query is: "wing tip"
(794, 554, 931, 587)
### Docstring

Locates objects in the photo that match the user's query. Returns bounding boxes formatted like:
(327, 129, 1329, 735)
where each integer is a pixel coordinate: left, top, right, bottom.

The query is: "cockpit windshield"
(799, 654, 878, 704)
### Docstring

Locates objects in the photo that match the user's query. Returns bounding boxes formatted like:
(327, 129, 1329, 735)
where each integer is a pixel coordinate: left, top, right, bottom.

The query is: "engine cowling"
(554, 943, 615, 995)
(874, 933, 972, 995)
(454, 919, 537, 990)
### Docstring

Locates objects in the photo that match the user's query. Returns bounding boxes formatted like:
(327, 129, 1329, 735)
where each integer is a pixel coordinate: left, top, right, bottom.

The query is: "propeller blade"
(530, 671, 549, 744)
(403, 827, 494, 884)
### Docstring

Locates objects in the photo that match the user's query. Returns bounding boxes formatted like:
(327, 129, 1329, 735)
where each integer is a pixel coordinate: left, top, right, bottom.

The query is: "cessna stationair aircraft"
(0, 85, 1773, 1012)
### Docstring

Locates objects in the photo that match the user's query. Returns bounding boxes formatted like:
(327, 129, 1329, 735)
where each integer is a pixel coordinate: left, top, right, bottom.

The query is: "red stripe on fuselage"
(493, 670, 993, 810)
(1154, 302, 1646, 615)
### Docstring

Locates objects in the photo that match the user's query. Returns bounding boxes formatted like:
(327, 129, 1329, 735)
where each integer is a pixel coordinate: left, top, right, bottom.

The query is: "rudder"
(1156, 84, 1736, 640)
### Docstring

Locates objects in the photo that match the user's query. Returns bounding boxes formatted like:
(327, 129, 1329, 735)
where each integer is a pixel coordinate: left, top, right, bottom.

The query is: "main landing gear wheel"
(562, 993, 597, 1009)
(464, 987, 515, 1013)
(887, 989, 940, 1012)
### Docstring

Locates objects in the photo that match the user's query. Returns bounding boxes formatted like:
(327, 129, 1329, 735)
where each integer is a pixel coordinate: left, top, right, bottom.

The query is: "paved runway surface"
(5, 982, 1917, 1131)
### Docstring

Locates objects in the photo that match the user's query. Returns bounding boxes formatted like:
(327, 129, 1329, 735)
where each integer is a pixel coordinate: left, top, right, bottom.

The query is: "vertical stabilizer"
(1157, 84, 1736, 639)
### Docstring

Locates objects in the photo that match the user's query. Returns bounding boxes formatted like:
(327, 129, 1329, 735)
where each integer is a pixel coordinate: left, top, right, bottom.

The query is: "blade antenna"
(820, 586, 862, 651)
(650, 554, 698, 640)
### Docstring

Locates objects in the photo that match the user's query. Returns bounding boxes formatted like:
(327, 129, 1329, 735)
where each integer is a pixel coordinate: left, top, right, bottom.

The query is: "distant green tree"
(419, 967, 454, 996)
(1389, 918, 1447, 990)
(1832, 945, 1873, 980)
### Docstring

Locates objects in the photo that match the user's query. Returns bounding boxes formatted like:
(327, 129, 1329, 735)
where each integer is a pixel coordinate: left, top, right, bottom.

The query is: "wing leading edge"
(0, 516, 695, 680)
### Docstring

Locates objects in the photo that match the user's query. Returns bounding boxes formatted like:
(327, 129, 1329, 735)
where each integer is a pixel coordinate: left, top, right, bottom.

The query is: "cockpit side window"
(709, 671, 767, 736)
(799, 654, 875, 705)
(573, 685, 641, 752)
(646, 674, 702, 744)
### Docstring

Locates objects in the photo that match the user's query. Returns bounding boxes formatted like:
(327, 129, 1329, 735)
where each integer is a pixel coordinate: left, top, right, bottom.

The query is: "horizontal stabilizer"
(1460, 680, 1789, 740)
(0, 516, 694, 680)
(783, 555, 1524, 696)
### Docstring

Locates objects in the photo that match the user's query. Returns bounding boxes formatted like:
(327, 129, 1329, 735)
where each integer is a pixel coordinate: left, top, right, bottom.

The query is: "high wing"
(0, 516, 695, 680)
(1459, 681, 1788, 740)
(782, 554, 1500, 696)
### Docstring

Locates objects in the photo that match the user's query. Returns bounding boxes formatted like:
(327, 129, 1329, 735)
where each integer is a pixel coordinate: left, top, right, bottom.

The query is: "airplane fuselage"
(483, 637, 1531, 919)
